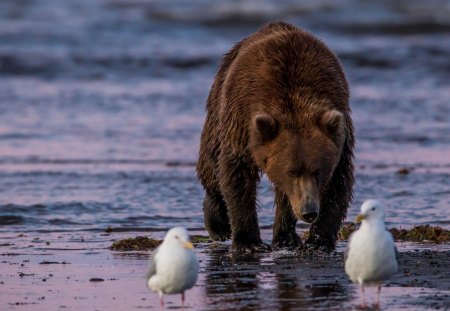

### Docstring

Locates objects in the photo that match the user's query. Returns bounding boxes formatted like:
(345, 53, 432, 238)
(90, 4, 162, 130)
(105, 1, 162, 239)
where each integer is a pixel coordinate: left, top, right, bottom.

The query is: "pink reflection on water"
(356, 144, 450, 171)
(1, 231, 448, 310)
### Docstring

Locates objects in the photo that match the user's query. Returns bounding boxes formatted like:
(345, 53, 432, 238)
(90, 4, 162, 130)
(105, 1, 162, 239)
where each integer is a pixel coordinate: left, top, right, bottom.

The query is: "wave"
(0, 202, 112, 215)
(0, 215, 25, 225)
(0, 157, 196, 167)
(0, 52, 216, 78)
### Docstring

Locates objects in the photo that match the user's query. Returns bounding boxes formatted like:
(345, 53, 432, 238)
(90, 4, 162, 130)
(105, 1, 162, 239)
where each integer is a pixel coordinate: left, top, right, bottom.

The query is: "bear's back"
(214, 22, 349, 121)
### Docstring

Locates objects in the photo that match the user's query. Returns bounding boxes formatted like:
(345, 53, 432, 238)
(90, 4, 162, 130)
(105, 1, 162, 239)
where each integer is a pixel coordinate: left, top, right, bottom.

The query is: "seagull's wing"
(344, 233, 353, 262)
(387, 228, 399, 262)
(146, 247, 159, 279)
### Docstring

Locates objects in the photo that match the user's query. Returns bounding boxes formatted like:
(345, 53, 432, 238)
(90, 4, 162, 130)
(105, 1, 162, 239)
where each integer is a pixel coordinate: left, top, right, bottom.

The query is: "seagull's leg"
(376, 283, 382, 308)
(360, 285, 366, 308)
(159, 292, 164, 307)
(181, 291, 185, 306)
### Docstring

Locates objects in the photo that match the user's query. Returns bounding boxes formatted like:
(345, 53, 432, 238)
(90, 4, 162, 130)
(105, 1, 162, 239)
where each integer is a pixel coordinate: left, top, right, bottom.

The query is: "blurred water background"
(1, 0, 450, 235)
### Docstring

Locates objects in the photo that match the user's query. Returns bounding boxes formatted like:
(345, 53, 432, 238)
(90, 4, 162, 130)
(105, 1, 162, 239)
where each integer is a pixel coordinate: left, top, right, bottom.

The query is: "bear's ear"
(319, 110, 345, 146)
(253, 114, 279, 144)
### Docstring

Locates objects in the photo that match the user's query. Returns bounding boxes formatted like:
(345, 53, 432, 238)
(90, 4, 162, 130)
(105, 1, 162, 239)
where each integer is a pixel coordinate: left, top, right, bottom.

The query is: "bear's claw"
(209, 232, 231, 242)
(231, 241, 272, 253)
(298, 241, 335, 255)
(272, 232, 302, 250)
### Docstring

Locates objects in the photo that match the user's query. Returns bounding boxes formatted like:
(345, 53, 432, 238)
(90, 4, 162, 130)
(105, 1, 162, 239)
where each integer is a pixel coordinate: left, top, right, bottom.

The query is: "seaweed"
(110, 225, 449, 252)
(338, 223, 357, 240)
(338, 224, 450, 243)
(190, 235, 211, 244)
(110, 234, 211, 252)
(396, 167, 411, 175)
(39, 261, 70, 264)
(389, 225, 450, 243)
(110, 236, 162, 251)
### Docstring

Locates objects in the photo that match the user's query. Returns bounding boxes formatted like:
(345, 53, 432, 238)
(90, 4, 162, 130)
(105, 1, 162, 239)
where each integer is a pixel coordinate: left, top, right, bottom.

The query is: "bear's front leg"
(301, 201, 342, 253)
(272, 191, 301, 250)
(219, 154, 269, 253)
(203, 191, 231, 241)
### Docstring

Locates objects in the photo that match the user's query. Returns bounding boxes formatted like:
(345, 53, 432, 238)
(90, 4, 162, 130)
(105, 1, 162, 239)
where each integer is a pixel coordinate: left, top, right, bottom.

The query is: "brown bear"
(196, 21, 354, 252)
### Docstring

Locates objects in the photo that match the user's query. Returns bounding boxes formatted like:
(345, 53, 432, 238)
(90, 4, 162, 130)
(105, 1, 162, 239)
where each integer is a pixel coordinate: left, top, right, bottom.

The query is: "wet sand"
(1, 230, 449, 310)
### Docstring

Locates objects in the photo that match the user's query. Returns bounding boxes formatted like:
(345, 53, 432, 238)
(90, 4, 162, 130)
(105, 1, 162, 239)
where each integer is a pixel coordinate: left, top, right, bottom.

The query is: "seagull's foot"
(231, 240, 272, 253)
(356, 303, 369, 310)
(356, 303, 380, 310)
(272, 231, 302, 250)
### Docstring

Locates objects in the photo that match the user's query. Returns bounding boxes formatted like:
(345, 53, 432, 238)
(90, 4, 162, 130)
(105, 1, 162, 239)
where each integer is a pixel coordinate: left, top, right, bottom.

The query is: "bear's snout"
(288, 177, 320, 223)
(301, 202, 319, 223)
(290, 195, 320, 224)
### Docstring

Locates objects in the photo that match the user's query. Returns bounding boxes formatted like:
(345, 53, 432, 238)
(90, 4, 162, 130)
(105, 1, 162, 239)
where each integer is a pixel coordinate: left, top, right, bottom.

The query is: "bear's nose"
(302, 203, 318, 223)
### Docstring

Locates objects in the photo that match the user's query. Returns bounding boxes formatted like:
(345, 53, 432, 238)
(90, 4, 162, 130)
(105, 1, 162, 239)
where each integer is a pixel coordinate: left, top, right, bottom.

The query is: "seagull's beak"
(355, 214, 366, 223)
(183, 241, 194, 249)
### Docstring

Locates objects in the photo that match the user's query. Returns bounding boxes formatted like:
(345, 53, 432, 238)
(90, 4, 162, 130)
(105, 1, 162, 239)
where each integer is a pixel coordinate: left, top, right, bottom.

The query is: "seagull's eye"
(371, 207, 376, 211)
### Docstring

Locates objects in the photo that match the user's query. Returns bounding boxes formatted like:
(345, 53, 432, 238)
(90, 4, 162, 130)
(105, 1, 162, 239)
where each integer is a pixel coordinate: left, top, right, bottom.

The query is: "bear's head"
(250, 109, 346, 224)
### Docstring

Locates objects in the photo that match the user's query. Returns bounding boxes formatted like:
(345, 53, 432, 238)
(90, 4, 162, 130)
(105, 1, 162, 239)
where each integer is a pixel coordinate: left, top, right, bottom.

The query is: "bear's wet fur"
(196, 22, 354, 252)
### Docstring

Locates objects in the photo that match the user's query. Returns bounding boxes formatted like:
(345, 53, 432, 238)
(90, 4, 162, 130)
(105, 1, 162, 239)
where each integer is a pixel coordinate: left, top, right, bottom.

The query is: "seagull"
(147, 227, 199, 307)
(344, 199, 398, 308)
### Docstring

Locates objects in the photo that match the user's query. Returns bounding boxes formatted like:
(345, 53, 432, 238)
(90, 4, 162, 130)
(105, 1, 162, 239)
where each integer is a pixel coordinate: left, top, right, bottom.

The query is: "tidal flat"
(1, 230, 449, 310)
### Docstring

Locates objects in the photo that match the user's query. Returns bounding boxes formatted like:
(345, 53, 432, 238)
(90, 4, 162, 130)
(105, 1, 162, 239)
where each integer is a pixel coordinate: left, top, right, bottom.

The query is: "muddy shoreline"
(1, 230, 449, 310)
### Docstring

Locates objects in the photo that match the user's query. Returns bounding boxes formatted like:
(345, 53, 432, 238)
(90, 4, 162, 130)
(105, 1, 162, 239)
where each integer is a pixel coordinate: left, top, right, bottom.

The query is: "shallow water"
(1, 230, 449, 310)
(1, 0, 450, 309)
(1, 0, 449, 234)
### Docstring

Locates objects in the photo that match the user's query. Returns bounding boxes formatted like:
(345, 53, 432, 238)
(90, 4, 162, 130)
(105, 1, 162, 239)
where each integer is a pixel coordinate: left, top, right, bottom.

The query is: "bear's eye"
(312, 170, 321, 182)
(287, 171, 296, 178)
(287, 165, 307, 178)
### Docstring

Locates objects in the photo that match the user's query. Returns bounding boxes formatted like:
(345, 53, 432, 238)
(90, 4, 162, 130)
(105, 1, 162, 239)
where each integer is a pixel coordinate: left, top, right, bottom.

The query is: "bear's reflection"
(203, 246, 352, 309)
(273, 253, 352, 309)
(204, 246, 263, 309)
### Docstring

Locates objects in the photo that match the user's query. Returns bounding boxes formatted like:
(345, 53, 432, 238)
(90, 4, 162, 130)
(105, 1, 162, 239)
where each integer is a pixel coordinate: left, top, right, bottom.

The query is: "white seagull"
(345, 199, 398, 308)
(147, 227, 199, 307)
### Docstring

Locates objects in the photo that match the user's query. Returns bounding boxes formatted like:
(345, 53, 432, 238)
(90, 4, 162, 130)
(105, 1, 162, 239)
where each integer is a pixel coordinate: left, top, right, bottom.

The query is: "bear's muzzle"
(301, 202, 319, 223)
